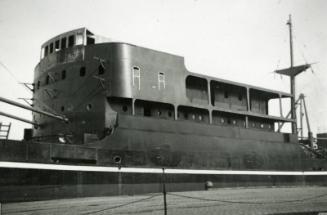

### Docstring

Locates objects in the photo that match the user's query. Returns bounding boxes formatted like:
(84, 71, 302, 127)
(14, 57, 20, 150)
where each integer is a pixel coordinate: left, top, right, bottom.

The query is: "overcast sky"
(0, 0, 326, 139)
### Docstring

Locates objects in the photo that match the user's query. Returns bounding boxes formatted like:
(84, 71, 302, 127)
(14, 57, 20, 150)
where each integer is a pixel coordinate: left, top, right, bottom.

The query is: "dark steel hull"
(1, 115, 327, 202)
(1, 163, 327, 202)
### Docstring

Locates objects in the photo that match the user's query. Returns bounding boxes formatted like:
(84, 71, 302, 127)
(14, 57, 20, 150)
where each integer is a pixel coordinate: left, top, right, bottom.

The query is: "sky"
(0, 0, 326, 139)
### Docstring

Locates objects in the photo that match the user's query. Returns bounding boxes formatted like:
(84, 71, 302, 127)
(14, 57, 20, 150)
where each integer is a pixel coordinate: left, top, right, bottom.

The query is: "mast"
(275, 15, 311, 135)
(287, 14, 297, 134)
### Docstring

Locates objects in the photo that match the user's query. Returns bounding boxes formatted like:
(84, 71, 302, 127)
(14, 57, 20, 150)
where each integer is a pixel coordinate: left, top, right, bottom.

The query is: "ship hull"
(1, 162, 327, 202)
(1, 115, 327, 202)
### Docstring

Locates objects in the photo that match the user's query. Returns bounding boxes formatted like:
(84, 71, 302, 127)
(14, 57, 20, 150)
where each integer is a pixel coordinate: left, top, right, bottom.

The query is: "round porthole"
(113, 155, 122, 164)
(86, 104, 92, 111)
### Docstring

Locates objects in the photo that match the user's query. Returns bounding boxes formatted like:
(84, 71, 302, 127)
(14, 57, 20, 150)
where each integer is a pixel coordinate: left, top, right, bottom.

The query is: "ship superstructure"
(0, 24, 326, 202)
(33, 28, 293, 143)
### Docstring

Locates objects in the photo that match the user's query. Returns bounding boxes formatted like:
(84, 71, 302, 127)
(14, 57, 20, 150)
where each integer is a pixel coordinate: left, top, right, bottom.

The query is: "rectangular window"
(44, 46, 49, 57)
(87, 36, 95, 45)
(61, 37, 67, 49)
(68, 35, 75, 47)
(41, 47, 45, 58)
(76, 33, 84, 45)
(49, 43, 54, 53)
(55, 40, 60, 51)
(132, 66, 141, 90)
(158, 72, 165, 90)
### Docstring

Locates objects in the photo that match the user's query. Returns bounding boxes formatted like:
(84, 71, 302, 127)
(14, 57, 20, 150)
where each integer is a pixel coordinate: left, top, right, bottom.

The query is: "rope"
(168, 191, 327, 205)
(0, 60, 31, 94)
(82, 193, 160, 215)
(0, 60, 21, 84)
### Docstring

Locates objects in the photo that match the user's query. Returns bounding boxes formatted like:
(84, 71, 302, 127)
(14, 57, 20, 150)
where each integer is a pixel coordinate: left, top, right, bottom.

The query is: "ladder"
(0, 122, 11, 139)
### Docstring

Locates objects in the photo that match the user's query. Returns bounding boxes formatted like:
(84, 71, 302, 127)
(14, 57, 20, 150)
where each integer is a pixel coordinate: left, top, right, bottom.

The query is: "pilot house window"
(76, 34, 84, 45)
(55, 40, 60, 51)
(44, 46, 49, 57)
(49, 43, 54, 53)
(68, 35, 75, 47)
(61, 37, 67, 49)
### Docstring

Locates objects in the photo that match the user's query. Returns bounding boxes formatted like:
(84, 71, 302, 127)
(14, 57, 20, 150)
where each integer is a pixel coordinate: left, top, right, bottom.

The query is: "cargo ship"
(0, 16, 326, 202)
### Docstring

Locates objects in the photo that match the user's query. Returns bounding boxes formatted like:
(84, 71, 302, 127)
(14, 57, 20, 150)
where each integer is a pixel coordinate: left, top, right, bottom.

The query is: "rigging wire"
(167, 191, 327, 205)
(0, 59, 33, 95)
(0, 60, 21, 84)
(292, 38, 327, 122)
(291, 37, 327, 127)
(82, 193, 161, 215)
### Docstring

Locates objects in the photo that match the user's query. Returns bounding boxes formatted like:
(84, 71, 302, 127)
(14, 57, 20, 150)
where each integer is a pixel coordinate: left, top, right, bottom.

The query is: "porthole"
(113, 155, 122, 164)
(86, 104, 92, 111)
(122, 105, 128, 112)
